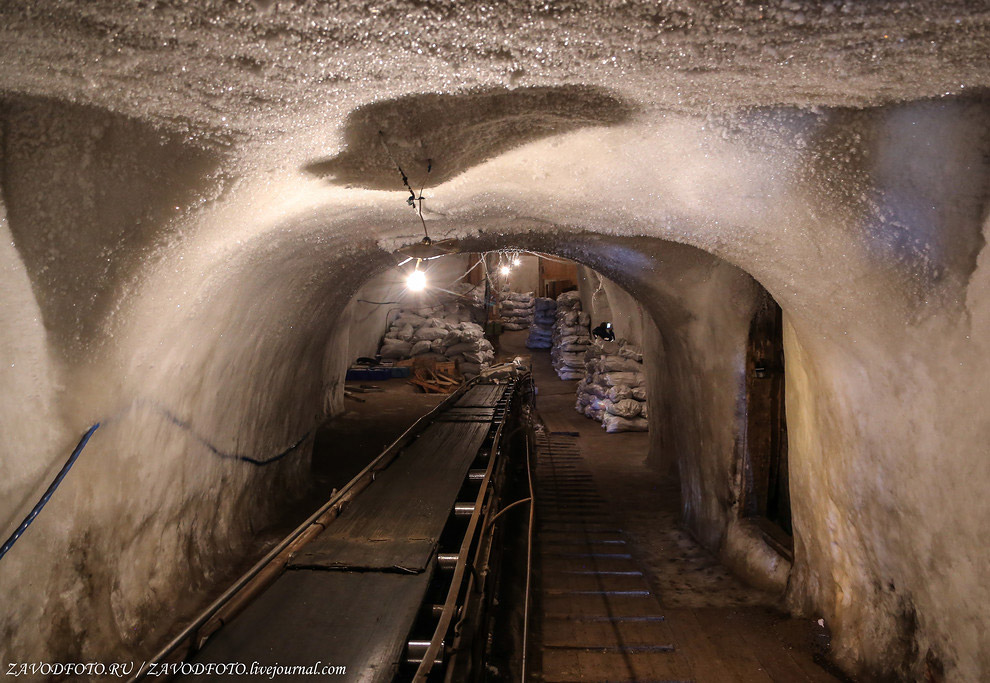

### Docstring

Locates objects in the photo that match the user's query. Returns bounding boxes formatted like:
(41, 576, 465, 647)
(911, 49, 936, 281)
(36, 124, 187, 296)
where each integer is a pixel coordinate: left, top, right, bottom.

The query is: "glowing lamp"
(407, 267, 427, 291)
(499, 265, 511, 277)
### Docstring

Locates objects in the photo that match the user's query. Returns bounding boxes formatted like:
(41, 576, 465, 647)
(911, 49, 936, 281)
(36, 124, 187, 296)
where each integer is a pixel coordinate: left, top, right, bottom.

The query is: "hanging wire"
(378, 131, 431, 241)
(450, 257, 484, 284)
(521, 249, 573, 264)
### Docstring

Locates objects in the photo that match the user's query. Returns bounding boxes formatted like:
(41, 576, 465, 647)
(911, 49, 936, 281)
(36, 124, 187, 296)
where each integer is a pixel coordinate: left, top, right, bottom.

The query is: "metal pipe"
(521, 410, 536, 683)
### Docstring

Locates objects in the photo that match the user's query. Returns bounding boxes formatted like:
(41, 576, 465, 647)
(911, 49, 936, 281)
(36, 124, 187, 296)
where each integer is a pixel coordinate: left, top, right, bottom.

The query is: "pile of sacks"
(378, 306, 494, 377)
(499, 290, 535, 330)
(550, 291, 592, 380)
(450, 281, 484, 308)
(526, 297, 556, 349)
(575, 339, 649, 432)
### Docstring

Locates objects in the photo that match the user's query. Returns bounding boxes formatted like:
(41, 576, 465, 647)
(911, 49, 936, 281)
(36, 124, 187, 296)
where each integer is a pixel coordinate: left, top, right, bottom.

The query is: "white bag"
(603, 372, 645, 388)
(410, 340, 433, 356)
(607, 399, 642, 418)
(602, 415, 649, 433)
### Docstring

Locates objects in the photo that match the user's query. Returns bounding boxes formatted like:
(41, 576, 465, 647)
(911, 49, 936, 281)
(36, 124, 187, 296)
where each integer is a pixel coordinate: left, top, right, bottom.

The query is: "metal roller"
(453, 502, 476, 518)
(437, 553, 459, 570)
(406, 639, 445, 666)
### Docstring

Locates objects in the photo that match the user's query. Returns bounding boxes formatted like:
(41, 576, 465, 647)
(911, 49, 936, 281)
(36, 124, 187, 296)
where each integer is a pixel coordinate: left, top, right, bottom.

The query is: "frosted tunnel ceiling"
(304, 86, 633, 190)
(2, 0, 989, 156)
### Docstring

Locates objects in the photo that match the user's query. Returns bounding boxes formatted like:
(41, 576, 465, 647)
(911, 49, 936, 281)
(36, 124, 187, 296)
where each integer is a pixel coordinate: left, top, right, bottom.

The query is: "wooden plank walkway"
(530, 430, 840, 683)
(532, 432, 694, 682)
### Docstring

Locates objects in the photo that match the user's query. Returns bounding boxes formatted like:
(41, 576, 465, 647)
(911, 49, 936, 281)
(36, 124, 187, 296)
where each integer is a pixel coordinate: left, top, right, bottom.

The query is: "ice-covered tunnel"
(2, 2, 990, 681)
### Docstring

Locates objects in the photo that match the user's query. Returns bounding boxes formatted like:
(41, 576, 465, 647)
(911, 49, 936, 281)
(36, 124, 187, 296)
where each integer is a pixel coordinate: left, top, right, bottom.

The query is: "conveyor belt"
(180, 380, 514, 683)
(453, 383, 505, 408)
(289, 419, 491, 572)
(187, 570, 430, 682)
(434, 407, 496, 422)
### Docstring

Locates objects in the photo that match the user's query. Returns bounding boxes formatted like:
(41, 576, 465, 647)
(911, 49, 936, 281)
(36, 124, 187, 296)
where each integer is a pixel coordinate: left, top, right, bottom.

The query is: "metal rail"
(442, 381, 536, 683)
(129, 377, 483, 682)
(412, 376, 526, 682)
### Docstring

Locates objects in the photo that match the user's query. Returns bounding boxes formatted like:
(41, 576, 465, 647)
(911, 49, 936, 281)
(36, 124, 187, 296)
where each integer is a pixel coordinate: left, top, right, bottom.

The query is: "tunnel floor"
(500, 330, 842, 682)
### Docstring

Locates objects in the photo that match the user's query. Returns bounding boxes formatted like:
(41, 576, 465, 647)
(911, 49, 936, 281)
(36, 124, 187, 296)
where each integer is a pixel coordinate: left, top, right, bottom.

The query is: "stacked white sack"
(440, 324, 496, 377)
(450, 281, 485, 308)
(499, 289, 535, 330)
(377, 305, 494, 377)
(551, 291, 592, 380)
(526, 297, 556, 349)
(575, 340, 649, 432)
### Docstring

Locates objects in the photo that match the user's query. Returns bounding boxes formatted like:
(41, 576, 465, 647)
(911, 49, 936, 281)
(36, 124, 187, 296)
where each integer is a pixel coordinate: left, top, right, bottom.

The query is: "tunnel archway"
(14, 211, 781, 668)
(3, 89, 989, 681)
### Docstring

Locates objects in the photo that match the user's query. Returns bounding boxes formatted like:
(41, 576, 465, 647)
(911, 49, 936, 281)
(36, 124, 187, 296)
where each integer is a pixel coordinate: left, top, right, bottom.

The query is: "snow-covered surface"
(1, 2, 990, 681)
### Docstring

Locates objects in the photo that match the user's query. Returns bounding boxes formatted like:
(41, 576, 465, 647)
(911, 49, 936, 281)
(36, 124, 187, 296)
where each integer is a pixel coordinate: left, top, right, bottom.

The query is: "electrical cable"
(0, 398, 315, 566)
(521, 249, 573, 264)
(0, 423, 99, 562)
(520, 407, 536, 683)
(488, 497, 532, 526)
(151, 406, 310, 466)
(450, 257, 484, 284)
(378, 131, 431, 240)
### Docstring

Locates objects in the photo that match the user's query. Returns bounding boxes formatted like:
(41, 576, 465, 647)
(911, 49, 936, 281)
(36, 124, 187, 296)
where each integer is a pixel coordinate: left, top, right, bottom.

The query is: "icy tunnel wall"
(1, 91, 990, 682)
(575, 264, 646, 346)
(0, 98, 394, 666)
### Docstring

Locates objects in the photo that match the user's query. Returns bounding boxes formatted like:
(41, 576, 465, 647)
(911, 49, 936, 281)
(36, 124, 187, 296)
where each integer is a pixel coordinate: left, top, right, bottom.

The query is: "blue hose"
(0, 423, 100, 562)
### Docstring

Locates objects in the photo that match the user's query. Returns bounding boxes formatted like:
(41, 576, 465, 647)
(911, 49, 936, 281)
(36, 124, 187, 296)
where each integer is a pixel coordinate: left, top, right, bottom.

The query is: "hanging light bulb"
(499, 265, 511, 277)
(407, 261, 427, 291)
(512, 255, 521, 267)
